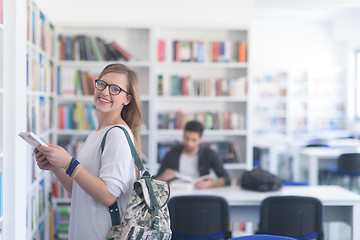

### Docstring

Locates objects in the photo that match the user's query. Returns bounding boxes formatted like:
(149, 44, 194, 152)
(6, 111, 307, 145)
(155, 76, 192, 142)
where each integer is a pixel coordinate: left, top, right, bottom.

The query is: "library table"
(296, 147, 360, 185)
(170, 185, 360, 240)
(253, 133, 360, 181)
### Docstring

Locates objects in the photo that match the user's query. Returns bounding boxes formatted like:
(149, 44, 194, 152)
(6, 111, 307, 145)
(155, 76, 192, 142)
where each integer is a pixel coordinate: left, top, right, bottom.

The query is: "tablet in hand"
(18, 131, 48, 148)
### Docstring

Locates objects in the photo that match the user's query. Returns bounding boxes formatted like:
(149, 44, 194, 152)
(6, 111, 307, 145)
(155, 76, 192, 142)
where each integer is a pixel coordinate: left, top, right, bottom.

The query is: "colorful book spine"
(170, 39, 246, 63)
(157, 39, 165, 62)
(158, 74, 247, 97)
(58, 103, 98, 130)
(157, 111, 246, 130)
(157, 74, 163, 96)
(59, 35, 133, 61)
(239, 40, 247, 63)
(110, 41, 132, 61)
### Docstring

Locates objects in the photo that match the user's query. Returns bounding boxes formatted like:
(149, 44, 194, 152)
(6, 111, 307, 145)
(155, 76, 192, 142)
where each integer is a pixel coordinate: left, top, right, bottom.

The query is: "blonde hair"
(98, 63, 143, 158)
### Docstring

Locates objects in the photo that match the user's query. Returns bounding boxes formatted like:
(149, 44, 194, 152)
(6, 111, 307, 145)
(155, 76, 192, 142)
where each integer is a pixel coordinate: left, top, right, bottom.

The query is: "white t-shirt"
(178, 153, 199, 179)
(68, 124, 136, 240)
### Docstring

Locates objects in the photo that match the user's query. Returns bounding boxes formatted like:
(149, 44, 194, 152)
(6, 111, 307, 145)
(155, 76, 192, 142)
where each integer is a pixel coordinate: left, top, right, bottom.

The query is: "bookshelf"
(306, 72, 345, 132)
(3, 0, 28, 239)
(253, 72, 288, 134)
(53, 26, 153, 238)
(25, 0, 56, 239)
(287, 71, 345, 134)
(0, 0, 4, 237)
(154, 27, 252, 175)
(253, 71, 345, 135)
(53, 26, 253, 176)
(54, 25, 152, 161)
(50, 25, 252, 238)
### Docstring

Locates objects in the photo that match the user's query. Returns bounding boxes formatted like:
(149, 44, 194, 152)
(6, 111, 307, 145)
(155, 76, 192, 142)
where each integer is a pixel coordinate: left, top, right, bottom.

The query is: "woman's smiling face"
(94, 72, 131, 115)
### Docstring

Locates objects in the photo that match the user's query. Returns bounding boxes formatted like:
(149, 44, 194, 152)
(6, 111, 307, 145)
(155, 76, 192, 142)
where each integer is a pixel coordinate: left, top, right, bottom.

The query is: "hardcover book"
(110, 41, 132, 61)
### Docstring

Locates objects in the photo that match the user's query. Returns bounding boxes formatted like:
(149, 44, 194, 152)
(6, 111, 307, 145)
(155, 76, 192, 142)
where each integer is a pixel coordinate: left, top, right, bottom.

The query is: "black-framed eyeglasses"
(95, 79, 131, 96)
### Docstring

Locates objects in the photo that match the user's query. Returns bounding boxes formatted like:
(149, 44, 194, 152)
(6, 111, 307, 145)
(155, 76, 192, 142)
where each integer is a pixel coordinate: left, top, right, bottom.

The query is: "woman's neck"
(96, 113, 127, 131)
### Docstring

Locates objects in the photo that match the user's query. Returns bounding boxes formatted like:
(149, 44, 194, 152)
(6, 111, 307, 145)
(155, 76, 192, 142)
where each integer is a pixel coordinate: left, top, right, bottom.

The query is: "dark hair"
(184, 120, 204, 137)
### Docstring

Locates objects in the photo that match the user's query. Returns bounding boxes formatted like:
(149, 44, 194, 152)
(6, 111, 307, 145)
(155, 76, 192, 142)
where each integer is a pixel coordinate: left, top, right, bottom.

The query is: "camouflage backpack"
(101, 126, 172, 240)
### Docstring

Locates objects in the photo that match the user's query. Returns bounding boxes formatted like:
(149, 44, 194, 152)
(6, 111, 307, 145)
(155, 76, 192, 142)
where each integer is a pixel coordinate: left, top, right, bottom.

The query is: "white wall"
(331, 8, 360, 124)
(251, 17, 339, 74)
(34, 0, 253, 28)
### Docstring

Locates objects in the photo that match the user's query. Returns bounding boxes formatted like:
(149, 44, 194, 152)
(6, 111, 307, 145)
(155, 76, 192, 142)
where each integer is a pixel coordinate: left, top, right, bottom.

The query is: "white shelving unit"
(52, 26, 154, 238)
(54, 26, 153, 163)
(3, 0, 28, 239)
(253, 72, 288, 134)
(0, 0, 4, 237)
(25, 1, 56, 239)
(154, 26, 252, 176)
(254, 70, 345, 135)
(48, 25, 253, 238)
(52, 26, 253, 172)
(307, 72, 345, 132)
(53, 25, 253, 174)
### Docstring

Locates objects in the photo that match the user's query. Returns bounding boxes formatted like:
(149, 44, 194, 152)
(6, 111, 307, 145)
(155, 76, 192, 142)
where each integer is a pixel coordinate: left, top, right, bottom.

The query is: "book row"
(59, 35, 132, 61)
(53, 205, 70, 237)
(157, 74, 247, 97)
(51, 138, 86, 199)
(158, 140, 243, 164)
(27, 1, 56, 56)
(158, 39, 247, 63)
(26, 53, 55, 92)
(27, 96, 53, 135)
(58, 68, 97, 96)
(30, 178, 46, 234)
(158, 110, 246, 130)
(58, 103, 98, 130)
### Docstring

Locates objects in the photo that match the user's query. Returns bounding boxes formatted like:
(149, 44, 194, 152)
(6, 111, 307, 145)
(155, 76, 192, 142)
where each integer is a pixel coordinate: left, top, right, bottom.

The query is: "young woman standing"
(34, 63, 143, 239)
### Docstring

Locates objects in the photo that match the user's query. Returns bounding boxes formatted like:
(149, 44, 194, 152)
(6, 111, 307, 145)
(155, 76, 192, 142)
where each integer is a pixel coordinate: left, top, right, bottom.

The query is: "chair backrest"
(337, 153, 360, 175)
(258, 196, 323, 240)
(168, 195, 231, 239)
(230, 235, 296, 240)
(304, 144, 329, 148)
(253, 147, 262, 167)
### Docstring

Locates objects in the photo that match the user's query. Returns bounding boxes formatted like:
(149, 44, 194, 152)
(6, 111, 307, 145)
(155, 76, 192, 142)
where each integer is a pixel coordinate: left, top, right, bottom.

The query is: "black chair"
(168, 195, 232, 240)
(304, 143, 329, 184)
(304, 144, 329, 148)
(257, 196, 324, 240)
(325, 153, 360, 190)
(230, 235, 296, 240)
(253, 146, 262, 168)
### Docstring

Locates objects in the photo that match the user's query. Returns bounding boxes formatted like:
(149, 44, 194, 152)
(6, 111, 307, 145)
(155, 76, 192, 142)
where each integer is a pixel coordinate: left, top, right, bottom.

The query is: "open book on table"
(173, 172, 212, 184)
(169, 172, 212, 191)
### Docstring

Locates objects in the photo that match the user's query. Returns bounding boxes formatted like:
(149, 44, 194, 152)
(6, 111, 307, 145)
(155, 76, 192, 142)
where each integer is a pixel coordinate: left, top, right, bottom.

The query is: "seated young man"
(157, 120, 231, 188)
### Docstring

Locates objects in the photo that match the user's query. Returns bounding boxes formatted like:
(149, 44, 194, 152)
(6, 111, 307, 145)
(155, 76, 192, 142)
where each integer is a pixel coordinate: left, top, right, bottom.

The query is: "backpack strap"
(101, 125, 162, 234)
(100, 125, 148, 227)
(108, 201, 121, 226)
(100, 125, 146, 174)
(144, 177, 161, 237)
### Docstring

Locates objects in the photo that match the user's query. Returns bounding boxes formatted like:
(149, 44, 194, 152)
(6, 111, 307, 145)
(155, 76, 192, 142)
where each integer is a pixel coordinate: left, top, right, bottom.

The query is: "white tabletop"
(299, 147, 352, 157)
(170, 185, 360, 205)
(170, 184, 360, 240)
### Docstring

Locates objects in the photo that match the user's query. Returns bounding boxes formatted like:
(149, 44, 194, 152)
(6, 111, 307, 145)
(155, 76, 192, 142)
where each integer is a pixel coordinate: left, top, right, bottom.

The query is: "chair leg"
(324, 172, 331, 185)
(328, 173, 338, 186)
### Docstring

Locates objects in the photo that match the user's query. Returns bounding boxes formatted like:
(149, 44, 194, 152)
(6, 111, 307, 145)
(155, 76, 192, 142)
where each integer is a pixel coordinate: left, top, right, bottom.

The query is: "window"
(356, 50, 360, 118)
